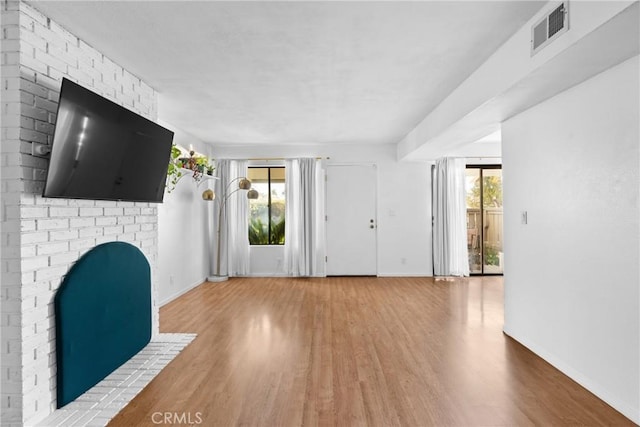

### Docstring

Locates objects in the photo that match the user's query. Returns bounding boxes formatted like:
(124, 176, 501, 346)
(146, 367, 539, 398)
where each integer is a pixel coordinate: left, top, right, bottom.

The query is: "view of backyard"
(466, 168, 503, 274)
(248, 167, 285, 245)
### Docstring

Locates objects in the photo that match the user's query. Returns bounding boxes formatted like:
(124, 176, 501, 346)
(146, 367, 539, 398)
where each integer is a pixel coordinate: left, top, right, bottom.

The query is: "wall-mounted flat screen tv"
(43, 78, 174, 203)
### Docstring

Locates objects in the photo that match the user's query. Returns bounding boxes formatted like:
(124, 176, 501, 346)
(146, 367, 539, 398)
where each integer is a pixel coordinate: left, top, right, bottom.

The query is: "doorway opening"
(465, 165, 503, 275)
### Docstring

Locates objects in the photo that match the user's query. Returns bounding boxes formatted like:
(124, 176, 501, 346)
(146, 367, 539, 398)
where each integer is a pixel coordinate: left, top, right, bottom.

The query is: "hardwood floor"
(109, 277, 633, 426)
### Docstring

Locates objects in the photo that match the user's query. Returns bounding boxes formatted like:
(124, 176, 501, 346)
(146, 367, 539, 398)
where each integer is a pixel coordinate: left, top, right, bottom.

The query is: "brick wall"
(1, 1, 161, 425)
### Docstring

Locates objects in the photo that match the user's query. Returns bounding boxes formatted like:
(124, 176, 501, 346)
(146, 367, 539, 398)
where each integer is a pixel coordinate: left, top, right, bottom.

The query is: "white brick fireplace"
(1, 1, 162, 424)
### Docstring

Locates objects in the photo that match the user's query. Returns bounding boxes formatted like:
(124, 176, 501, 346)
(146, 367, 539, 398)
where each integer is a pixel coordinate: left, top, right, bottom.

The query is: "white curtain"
(433, 157, 470, 277)
(284, 158, 326, 277)
(216, 159, 250, 277)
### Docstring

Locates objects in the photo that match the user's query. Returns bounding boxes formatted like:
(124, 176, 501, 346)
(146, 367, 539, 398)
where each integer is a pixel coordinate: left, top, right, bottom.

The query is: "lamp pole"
(208, 177, 256, 282)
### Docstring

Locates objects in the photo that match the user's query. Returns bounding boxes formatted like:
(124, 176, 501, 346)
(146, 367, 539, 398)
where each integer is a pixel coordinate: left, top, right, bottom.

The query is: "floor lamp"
(202, 177, 258, 282)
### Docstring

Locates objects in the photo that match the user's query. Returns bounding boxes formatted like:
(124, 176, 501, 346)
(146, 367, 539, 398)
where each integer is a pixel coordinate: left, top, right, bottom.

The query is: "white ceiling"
(29, 1, 544, 146)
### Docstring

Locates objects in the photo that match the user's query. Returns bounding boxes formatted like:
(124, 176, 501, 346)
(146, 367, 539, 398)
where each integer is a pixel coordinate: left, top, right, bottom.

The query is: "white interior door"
(325, 164, 377, 275)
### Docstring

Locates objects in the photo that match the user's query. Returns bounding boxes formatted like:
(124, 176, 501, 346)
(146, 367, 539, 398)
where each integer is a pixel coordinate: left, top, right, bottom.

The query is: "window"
(248, 167, 285, 245)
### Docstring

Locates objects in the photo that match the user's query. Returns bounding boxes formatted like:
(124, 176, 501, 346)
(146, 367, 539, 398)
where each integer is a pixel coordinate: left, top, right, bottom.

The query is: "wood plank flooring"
(109, 277, 633, 426)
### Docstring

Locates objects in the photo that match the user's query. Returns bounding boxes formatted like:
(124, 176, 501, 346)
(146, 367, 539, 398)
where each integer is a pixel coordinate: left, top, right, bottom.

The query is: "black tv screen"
(43, 78, 174, 203)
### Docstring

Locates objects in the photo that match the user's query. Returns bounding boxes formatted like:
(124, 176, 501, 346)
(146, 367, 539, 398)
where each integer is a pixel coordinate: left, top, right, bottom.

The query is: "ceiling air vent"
(531, 2, 569, 56)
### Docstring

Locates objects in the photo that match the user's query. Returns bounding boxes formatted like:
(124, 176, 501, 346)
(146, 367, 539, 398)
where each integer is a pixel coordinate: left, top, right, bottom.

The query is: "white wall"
(212, 143, 433, 276)
(502, 56, 639, 423)
(399, 1, 638, 160)
(156, 124, 213, 305)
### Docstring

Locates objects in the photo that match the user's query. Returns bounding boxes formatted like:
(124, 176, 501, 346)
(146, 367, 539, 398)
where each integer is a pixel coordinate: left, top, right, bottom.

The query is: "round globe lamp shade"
(238, 178, 251, 190)
(202, 189, 215, 201)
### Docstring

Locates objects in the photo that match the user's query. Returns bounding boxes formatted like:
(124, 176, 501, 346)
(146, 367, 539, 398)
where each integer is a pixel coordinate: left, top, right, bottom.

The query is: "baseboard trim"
(376, 273, 433, 277)
(159, 278, 205, 307)
(503, 326, 639, 424)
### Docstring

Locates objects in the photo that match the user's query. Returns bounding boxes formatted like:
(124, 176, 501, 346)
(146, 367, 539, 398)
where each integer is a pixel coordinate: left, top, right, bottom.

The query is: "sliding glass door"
(465, 166, 503, 275)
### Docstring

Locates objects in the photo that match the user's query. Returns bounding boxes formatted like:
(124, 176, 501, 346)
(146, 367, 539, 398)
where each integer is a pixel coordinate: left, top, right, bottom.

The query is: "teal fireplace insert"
(55, 241, 152, 408)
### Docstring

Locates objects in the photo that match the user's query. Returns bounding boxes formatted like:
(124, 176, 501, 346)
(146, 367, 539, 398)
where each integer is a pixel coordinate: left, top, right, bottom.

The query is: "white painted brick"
(36, 218, 69, 231)
(102, 226, 123, 236)
(21, 166, 35, 180)
(2, 244, 21, 259)
(20, 52, 49, 75)
(78, 207, 102, 216)
(134, 216, 155, 224)
(78, 227, 102, 238)
(37, 197, 68, 207)
(69, 217, 94, 228)
(20, 90, 35, 105)
(140, 224, 154, 232)
(20, 78, 49, 99)
(49, 229, 78, 241)
(34, 120, 54, 135)
(20, 103, 48, 121)
(21, 309, 48, 329)
(20, 128, 48, 144)
(3, 326, 22, 341)
(22, 282, 51, 300)
(49, 252, 78, 267)
(94, 200, 116, 208)
(47, 20, 79, 47)
(34, 166, 47, 181)
(68, 238, 95, 252)
(22, 154, 48, 169)
(123, 224, 141, 234)
(21, 245, 36, 257)
(2, 166, 24, 181)
(47, 89, 60, 102)
(14, 280, 34, 301)
(35, 266, 68, 282)
(33, 95, 57, 113)
(67, 199, 95, 208)
(95, 217, 116, 227)
(3, 284, 22, 304)
(35, 52, 67, 77)
(48, 207, 78, 217)
(20, 194, 37, 206)
(94, 235, 116, 245)
(103, 207, 123, 216)
(20, 233, 47, 247)
(24, 179, 45, 195)
(3, 51, 20, 66)
(36, 241, 68, 256)
(116, 234, 136, 242)
(21, 256, 48, 272)
(1, 88, 23, 102)
(20, 206, 47, 218)
(116, 216, 134, 225)
(4, 126, 21, 140)
(34, 73, 59, 92)
(6, 4, 161, 422)
(19, 2, 48, 26)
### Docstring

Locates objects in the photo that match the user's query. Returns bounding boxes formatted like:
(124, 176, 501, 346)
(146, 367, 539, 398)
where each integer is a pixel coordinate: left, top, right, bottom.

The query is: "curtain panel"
(215, 159, 250, 277)
(284, 158, 326, 277)
(433, 157, 470, 277)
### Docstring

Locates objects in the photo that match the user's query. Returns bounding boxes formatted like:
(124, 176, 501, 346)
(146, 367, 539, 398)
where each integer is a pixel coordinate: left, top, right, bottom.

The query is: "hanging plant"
(166, 145, 184, 193)
(166, 145, 215, 193)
